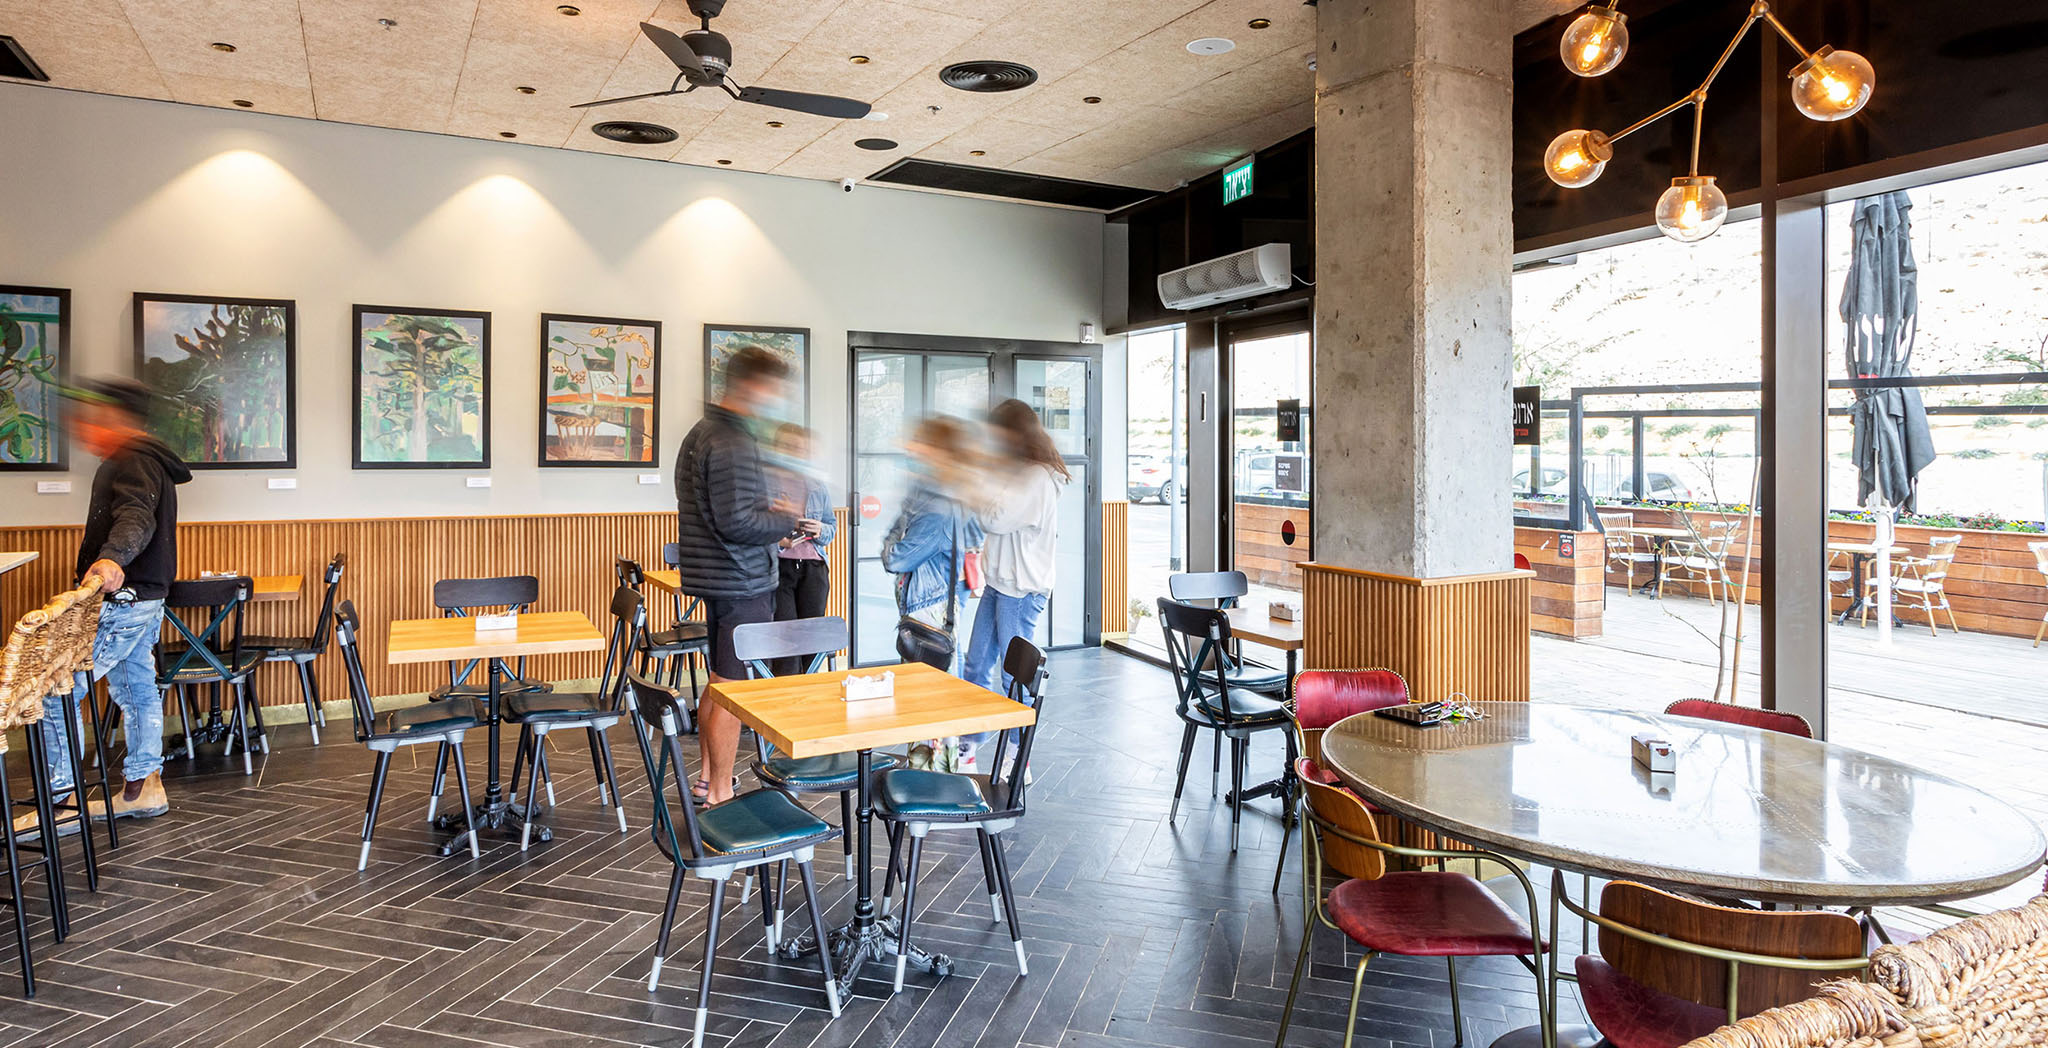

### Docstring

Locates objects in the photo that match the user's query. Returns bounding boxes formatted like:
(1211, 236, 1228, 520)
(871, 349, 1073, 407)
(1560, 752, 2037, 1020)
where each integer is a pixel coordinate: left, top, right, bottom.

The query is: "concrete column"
(1312, 0, 1514, 578)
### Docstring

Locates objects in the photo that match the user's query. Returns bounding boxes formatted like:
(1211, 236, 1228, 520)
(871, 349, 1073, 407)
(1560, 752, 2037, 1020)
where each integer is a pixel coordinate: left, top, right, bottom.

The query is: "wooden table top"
(643, 569, 681, 594)
(1320, 702, 2046, 906)
(1225, 606, 1303, 650)
(705, 661, 1036, 760)
(0, 551, 38, 576)
(252, 574, 302, 602)
(385, 611, 607, 665)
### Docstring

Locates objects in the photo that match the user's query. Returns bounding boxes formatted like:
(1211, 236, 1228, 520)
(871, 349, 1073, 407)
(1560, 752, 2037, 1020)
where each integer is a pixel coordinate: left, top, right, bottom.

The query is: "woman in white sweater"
(958, 398, 1067, 770)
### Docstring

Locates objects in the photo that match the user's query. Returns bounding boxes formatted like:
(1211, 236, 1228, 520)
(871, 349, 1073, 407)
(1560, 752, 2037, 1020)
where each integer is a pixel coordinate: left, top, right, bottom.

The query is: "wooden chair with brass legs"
(1866, 535, 1960, 636)
(1272, 668, 1411, 894)
(1275, 762, 1550, 1048)
(1550, 870, 1868, 1048)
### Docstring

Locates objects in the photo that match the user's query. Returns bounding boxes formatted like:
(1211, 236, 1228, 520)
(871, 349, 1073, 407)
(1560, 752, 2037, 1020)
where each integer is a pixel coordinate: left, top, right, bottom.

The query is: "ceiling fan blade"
(640, 21, 706, 77)
(736, 85, 871, 120)
(572, 89, 686, 109)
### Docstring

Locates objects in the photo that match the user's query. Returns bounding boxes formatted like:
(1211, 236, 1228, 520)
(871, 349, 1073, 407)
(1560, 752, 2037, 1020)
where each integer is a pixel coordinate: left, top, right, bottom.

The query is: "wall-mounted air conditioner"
(1156, 243, 1292, 311)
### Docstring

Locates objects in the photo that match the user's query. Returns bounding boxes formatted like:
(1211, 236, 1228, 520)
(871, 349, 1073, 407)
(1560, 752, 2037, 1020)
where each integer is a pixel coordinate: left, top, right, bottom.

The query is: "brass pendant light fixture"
(1543, 0, 1876, 242)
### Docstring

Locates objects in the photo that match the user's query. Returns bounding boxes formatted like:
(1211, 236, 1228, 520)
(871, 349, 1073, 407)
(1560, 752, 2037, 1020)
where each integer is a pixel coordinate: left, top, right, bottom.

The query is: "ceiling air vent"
(939, 61, 1038, 93)
(868, 158, 1154, 211)
(591, 120, 678, 145)
(0, 37, 50, 82)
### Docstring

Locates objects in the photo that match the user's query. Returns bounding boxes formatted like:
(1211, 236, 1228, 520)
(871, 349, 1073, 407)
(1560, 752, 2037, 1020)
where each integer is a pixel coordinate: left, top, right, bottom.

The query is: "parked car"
(1127, 456, 1185, 503)
(1511, 467, 1693, 501)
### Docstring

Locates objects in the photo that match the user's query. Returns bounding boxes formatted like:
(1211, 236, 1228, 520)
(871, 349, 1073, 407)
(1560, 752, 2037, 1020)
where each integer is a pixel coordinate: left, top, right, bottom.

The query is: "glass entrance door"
(1227, 326, 1313, 607)
(1014, 356, 1099, 648)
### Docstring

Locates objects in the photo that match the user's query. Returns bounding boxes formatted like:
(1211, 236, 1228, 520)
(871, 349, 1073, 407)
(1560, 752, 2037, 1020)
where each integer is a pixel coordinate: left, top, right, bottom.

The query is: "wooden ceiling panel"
(115, 0, 308, 89)
(298, 1, 476, 130)
(468, 0, 654, 58)
(1161, 41, 1310, 119)
(650, 0, 840, 48)
(0, 0, 169, 99)
(1024, 105, 1223, 171)
(451, 35, 623, 143)
(673, 104, 828, 169)
(924, 117, 1077, 168)
(1102, 145, 1244, 191)
(164, 73, 316, 118)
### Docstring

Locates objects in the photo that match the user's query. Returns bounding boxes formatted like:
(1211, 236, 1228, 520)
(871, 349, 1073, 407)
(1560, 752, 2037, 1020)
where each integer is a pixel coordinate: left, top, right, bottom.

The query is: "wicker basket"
(1683, 980, 1922, 1048)
(1868, 894, 2048, 1048)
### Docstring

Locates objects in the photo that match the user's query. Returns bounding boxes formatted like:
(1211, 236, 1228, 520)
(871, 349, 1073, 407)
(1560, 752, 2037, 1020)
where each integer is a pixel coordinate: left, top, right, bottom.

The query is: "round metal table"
(1319, 702, 2045, 906)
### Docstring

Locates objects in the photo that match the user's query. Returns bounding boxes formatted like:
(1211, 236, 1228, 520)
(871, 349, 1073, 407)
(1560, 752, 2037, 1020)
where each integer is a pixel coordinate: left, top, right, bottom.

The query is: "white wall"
(0, 84, 1105, 524)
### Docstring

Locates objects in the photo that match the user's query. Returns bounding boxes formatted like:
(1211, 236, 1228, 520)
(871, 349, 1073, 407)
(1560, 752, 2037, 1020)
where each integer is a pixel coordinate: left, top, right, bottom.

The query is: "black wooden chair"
(247, 553, 345, 744)
(1157, 597, 1295, 851)
(627, 668, 842, 1048)
(428, 576, 552, 704)
(332, 601, 481, 870)
(731, 616, 893, 884)
(497, 586, 638, 851)
(160, 577, 268, 774)
(875, 635, 1048, 992)
(1165, 571, 1287, 694)
(615, 558, 709, 728)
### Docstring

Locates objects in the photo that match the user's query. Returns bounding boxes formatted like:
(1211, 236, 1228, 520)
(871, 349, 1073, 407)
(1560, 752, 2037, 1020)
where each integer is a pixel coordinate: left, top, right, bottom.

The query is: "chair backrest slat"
(1156, 598, 1235, 722)
(1168, 570, 1249, 607)
(164, 576, 251, 680)
(732, 617, 847, 679)
(307, 553, 347, 655)
(626, 670, 709, 864)
(433, 575, 539, 614)
(1296, 761, 1386, 882)
(331, 601, 381, 741)
(986, 636, 1048, 813)
(1598, 880, 1863, 1018)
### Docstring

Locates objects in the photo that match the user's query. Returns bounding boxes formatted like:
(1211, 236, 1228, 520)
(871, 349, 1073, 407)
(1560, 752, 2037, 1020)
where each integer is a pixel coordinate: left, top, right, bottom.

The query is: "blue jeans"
(43, 598, 166, 790)
(960, 589, 1048, 748)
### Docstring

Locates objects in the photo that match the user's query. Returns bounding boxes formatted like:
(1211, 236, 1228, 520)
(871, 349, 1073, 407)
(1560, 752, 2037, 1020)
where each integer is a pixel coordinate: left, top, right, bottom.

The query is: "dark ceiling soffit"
(866, 158, 1155, 211)
(1105, 288, 1313, 337)
(1108, 127, 1313, 222)
(0, 36, 50, 82)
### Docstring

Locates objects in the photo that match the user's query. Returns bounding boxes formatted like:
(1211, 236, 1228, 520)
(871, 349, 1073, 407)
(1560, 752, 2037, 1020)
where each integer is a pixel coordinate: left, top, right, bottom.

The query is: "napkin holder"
(474, 612, 518, 633)
(1631, 733, 1676, 773)
(841, 671, 895, 702)
(1268, 600, 1300, 622)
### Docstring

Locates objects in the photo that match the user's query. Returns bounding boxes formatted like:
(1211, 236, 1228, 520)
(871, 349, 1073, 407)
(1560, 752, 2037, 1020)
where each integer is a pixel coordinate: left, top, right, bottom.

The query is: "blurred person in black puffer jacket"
(674, 347, 801, 806)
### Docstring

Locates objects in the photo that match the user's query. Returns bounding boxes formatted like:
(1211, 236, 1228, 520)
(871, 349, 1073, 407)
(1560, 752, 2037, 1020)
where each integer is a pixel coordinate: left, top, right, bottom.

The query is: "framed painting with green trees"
(133, 292, 296, 468)
(352, 305, 491, 469)
(0, 285, 69, 471)
(539, 313, 661, 467)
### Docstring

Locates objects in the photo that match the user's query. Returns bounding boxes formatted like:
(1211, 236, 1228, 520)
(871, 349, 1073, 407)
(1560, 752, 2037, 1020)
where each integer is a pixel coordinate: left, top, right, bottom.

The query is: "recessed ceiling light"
(766, 120, 783, 127)
(1248, 18, 1272, 29)
(848, 54, 870, 64)
(855, 137, 897, 150)
(969, 149, 986, 156)
(210, 41, 237, 53)
(499, 131, 517, 138)
(717, 159, 732, 165)
(556, 4, 581, 14)
(232, 99, 254, 108)
(1082, 95, 1102, 104)
(377, 17, 398, 28)
(1188, 38, 1236, 56)
(516, 85, 537, 95)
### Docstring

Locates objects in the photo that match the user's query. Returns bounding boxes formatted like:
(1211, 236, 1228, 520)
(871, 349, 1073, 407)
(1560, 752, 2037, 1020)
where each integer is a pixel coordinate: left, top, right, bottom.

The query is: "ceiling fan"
(574, 0, 871, 120)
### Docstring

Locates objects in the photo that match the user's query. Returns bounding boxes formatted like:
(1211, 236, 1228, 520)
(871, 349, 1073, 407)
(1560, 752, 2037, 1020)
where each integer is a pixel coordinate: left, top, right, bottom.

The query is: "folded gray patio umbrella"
(1842, 191, 1934, 514)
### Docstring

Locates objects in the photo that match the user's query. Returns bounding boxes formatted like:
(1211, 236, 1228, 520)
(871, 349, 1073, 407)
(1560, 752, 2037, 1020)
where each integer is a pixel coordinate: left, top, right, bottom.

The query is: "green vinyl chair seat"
(159, 648, 267, 683)
(696, 790, 839, 857)
(384, 700, 481, 738)
(872, 768, 993, 821)
(643, 622, 710, 653)
(503, 690, 609, 723)
(755, 751, 899, 792)
(1193, 691, 1291, 727)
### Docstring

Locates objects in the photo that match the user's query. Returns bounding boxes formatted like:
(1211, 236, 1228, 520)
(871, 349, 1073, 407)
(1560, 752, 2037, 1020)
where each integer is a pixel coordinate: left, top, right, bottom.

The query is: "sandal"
(691, 776, 740, 807)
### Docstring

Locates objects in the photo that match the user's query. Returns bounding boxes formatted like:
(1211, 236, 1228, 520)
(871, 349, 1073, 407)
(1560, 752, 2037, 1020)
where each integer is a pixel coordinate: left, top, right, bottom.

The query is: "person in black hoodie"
(39, 378, 191, 824)
(675, 347, 804, 806)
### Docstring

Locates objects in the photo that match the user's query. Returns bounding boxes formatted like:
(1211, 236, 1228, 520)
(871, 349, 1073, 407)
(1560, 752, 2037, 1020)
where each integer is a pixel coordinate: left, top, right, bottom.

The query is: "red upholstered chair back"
(1663, 698, 1814, 739)
(1294, 669, 1411, 763)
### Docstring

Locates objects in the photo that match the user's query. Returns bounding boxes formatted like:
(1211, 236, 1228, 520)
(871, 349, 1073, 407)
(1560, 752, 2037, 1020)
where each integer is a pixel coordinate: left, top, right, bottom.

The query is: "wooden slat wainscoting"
(1101, 499, 1129, 639)
(1299, 563, 1533, 703)
(0, 508, 853, 714)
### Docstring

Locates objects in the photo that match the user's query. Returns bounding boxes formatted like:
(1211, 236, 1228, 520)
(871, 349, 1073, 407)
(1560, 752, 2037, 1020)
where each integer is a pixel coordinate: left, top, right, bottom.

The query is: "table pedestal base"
(432, 799, 551, 856)
(1489, 1023, 1600, 1048)
(782, 914, 954, 1001)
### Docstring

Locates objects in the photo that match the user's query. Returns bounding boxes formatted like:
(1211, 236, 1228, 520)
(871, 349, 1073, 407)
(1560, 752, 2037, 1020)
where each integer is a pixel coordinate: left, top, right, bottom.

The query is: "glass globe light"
(1655, 176, 1728, 242)
(1789, 46, 1874, 121)
(1560, 7, 1629, 77)
(1543, 129, 1614, 188)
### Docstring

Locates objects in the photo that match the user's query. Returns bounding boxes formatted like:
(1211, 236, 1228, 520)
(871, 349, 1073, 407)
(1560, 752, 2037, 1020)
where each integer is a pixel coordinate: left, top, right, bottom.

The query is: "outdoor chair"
(246, 553, 345, 744)
(2030, 541, 2048, 647)
(331, 600, 481, 870)
(627, 669, 842, 1048)
(1658, 521, 1735, 601)
(159, 577, 269, 774)
(498, 586, 638, 851)
(1600, 512, 1656, 591)
(1664, 698, 1814, 739)
(428, 575, 552, 704)
(1275, 760, 1549, 1048)
(1158, 598, 1294, 851)
(1272, 668, 1410, 893)
(1555, 870, 1866, 1048)
(1825, 549, 1859, 611)
(874, 636, 1047, 992)
(1868, 535, 1960, 635)
(615, 558, 708, 728)
(732, 615, 888, 883)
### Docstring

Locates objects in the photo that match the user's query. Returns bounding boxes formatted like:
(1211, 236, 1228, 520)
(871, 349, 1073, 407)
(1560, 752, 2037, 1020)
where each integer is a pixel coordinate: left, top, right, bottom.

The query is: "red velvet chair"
(1275, 669, 1412, 892)
(1663, 698, 1814, 739)
(1276, 762, 1549, 1048)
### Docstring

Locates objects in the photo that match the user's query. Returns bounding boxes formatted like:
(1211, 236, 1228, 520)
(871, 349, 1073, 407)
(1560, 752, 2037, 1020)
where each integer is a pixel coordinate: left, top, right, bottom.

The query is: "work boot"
(110, 773, 169, 819)
(10, 795, 82, 838)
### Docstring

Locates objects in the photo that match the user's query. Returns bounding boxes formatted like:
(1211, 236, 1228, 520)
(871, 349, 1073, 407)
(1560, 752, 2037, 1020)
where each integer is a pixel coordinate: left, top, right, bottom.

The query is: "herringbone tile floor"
(0, 649, 1568, 1048)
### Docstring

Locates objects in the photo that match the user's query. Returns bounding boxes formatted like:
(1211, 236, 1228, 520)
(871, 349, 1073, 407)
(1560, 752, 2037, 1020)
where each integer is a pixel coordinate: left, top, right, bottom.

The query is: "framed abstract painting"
(133, 292, 296, 469)
(704, 324, 807, 426)
(539, 313, 661, 467)
(0, 285, 69, 471)
(353, 305, 491, 469)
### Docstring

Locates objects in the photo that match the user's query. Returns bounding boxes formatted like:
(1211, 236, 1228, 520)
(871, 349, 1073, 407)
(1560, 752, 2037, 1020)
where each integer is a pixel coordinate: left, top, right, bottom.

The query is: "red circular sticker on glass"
(1281, 519, 1296, 546)
(859, 495, 882, 519)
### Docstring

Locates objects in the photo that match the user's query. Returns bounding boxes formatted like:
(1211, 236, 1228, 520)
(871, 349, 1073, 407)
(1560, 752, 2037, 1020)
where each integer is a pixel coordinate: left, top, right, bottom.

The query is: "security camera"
(840, 178, 857, 193)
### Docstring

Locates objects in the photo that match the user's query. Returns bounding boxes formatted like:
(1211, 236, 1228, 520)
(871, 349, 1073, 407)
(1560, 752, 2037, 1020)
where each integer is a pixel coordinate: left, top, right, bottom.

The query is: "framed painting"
(704, 324, 807, 426)
(133, 293, 296, 469)
(539, 313, 661, 467)
(0, 285, 69, 471)
(352, 305, 491, 469)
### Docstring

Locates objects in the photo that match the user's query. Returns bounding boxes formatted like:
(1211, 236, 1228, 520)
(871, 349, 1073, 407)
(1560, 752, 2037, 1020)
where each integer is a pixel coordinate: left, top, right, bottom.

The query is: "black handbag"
(896, 514, 962, 670)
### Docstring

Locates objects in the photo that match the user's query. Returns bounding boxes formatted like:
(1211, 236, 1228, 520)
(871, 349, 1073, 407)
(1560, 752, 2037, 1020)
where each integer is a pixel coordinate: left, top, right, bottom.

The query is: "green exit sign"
(1221, 158, 1254, 205)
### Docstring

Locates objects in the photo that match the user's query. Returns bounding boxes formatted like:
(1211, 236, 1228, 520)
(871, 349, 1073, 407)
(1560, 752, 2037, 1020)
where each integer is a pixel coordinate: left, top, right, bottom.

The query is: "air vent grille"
(939, 61, 1039, 93)
(867, 158, 1153, 212)
(591, 120, 678, 145)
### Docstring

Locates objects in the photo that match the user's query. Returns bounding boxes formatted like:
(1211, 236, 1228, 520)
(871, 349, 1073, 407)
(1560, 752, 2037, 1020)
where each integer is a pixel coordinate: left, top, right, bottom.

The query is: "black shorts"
(702, 592, 776, 680)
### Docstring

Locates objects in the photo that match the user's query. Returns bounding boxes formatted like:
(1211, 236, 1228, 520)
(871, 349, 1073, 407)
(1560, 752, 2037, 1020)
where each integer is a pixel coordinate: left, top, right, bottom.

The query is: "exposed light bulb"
(1559, 7, 1628, 77)
(1544, 129, 1613, 188)
(1655, 175, 1728, 242)
(1789, 46, 1874, 121)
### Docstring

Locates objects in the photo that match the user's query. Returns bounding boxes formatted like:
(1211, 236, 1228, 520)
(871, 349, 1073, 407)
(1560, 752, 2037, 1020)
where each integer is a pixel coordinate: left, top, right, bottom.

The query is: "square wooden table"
(705, 661, 1035, 998)
(387, 611, 607, 853)
(251, 574, 302, 603)
(0, 551, 38, 577)
(642, 569, 682, 594)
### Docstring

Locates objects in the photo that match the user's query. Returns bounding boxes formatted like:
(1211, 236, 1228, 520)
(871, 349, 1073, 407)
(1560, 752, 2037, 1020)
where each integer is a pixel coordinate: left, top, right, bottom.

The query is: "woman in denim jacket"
(881, 417, 984, 770)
